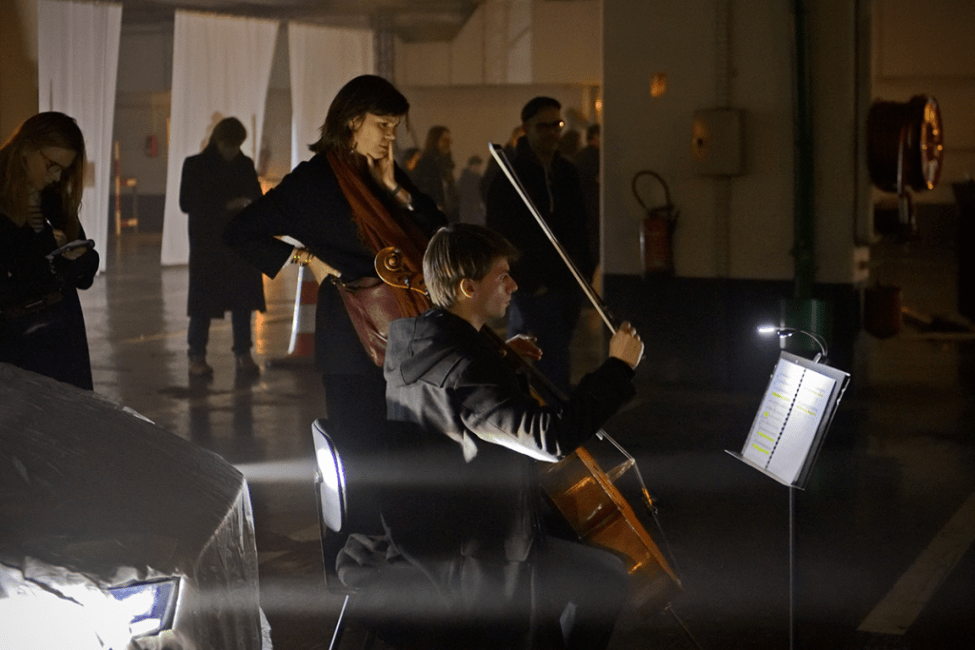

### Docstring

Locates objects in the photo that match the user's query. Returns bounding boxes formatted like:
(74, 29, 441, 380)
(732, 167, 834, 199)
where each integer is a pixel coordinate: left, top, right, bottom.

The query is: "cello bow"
(488, 140, 655, 492)
(488, 142, 617, 334)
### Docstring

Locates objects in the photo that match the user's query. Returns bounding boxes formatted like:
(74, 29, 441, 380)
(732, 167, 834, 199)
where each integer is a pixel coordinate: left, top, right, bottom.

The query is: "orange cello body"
(374, 246, 683, 613)
(539, 447, 682, 611)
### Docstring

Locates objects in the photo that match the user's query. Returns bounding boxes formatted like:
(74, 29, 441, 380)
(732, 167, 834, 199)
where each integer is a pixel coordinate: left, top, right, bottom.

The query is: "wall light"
(651, 73, 667, 98)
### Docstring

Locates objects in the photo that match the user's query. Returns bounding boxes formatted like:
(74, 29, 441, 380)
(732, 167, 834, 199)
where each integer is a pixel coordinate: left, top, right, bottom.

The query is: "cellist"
(381, 223, 645, 649)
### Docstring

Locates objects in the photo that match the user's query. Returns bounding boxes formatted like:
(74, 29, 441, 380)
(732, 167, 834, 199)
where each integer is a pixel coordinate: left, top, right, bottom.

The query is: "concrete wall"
(0, 0, 38, 139)
(114, 23, 173, 197)
(396, 0, 600, 87)
(395, 0, 601, 177)
(603, 0, 869, 284)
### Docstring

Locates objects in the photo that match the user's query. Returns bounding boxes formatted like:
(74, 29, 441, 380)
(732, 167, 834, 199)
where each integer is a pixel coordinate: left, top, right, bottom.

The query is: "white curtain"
(160, 11, 278, 266)
(37, 0, 122, 273)
(288, 23, 373, 170)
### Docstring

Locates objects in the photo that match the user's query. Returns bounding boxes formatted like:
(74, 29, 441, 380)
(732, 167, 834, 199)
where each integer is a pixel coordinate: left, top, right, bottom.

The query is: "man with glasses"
(486, 96, 595, 394)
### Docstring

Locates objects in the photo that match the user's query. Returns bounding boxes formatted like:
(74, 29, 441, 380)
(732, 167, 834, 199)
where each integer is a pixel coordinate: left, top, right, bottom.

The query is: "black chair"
(311, 418, 451, 650)
(311, 418, 357, 649)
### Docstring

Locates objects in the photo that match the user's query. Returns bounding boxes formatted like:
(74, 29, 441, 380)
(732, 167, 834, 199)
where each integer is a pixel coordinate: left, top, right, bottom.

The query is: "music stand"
(727, 351, 850, 649)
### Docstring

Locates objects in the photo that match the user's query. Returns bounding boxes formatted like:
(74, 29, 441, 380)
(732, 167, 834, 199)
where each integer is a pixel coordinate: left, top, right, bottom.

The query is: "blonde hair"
(0, 112, 86, 239)
(423, 224, 519, 309)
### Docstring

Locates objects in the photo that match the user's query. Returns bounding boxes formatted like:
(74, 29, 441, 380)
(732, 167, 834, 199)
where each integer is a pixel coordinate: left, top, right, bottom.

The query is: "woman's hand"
(506, 334, 543, 362)
(51, 228, 67, 247)
(366, 140, 397, 192)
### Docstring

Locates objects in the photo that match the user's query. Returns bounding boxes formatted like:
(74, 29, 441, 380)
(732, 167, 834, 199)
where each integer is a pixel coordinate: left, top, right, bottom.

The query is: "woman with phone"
(0, 112, 100, 390)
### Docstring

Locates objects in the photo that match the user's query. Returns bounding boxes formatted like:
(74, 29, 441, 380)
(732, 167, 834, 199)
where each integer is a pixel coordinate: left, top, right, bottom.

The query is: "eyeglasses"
(37, 149, 66, 175)
(534, 120, 565, 132)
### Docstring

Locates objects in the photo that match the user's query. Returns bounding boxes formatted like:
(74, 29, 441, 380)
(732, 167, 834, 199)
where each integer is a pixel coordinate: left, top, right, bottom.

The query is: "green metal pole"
(792, 0, 815, 302)
(783, 0, 829, 355)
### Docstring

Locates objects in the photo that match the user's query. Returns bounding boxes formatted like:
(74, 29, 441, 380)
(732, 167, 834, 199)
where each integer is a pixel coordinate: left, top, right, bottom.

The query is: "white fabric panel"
(37, 0, 122, 274)
(288, 23, 373, 170)
(160, 11, 278, 266)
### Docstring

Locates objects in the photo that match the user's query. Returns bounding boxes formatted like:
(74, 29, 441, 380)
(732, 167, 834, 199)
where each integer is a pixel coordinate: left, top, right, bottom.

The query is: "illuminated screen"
(737, 352, 849, 488)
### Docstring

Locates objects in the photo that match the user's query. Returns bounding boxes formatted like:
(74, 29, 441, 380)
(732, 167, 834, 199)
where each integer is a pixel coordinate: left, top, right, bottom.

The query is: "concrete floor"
(80, 231, 975, 650)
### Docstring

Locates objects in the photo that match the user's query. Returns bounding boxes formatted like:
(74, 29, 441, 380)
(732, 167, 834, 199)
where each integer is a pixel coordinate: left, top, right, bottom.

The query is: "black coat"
(574, 144, 601, 265)
(382, 309, 635, 615)
(486, 137, 595, 294)
(223, 152, 446, 376)
(411, 151, 459, 223)
(179, 145, 266, 317)
(0, 202, 99, 390)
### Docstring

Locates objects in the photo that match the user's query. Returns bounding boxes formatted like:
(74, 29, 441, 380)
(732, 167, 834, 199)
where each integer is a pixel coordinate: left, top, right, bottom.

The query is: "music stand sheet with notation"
(727, 351, 850, 489)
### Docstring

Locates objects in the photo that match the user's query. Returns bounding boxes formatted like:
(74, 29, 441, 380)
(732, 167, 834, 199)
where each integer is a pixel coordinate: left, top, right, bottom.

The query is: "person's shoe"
(189, 356, 214, 376)
(235, 353, 261, 376)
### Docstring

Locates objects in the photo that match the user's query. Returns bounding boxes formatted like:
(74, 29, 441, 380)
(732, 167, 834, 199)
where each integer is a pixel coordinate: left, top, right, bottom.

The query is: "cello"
(374, 246, 684, 617)
(485, 140, 691, 609)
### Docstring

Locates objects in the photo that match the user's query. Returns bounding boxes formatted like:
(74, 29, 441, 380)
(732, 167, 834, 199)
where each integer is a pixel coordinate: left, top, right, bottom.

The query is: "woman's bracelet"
(390, 182, 402, 196)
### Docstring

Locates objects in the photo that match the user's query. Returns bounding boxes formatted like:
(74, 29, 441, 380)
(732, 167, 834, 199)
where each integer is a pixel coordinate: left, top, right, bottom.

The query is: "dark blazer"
(179, 145, 266, 317)
(223, 152, 446, 376)
(411, 151, 459, 223)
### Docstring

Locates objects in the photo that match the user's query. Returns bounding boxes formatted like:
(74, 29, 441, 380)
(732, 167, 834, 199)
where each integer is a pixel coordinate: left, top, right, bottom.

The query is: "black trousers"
(322, 370, 388, 537)
(368, 536, 628, 650)
(533, 537, 628, 650)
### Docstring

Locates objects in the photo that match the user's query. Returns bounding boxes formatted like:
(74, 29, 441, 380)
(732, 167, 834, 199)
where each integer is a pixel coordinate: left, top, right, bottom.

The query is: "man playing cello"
(381, 223, 645, 649)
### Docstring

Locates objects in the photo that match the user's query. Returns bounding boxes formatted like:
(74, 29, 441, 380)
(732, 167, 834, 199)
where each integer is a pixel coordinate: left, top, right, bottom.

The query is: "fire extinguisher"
(632, 170, 679, 274)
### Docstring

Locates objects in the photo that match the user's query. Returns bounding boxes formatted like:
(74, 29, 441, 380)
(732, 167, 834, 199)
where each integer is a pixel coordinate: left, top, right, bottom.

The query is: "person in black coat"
(410, 125, 459, 223)
(486, 97, 595, 394)
(0, 112, 99, 391)
(456, 155, 485, 226)
(224, 75, 446, 537)
(575, 123, 601, 269)
(179, 117, 266, 377)
(382, 224, 642, 649)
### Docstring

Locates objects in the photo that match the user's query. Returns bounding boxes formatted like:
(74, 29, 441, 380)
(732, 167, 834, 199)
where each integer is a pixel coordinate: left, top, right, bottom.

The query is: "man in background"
(486, 97, 594, 394)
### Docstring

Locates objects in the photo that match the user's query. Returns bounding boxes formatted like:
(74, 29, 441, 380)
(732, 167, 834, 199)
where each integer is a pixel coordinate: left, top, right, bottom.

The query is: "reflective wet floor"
(80, 232, 975, 650)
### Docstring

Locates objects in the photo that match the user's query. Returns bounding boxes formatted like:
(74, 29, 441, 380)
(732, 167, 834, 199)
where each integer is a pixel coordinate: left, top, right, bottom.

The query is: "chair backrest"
(312, 418, 347, 534)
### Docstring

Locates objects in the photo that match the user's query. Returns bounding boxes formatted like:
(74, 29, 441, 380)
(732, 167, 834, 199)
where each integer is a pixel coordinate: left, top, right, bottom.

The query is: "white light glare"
(0, 563, 178, 650)
(114, 587, 161, 635)
(757, 325, 777, 335)
(107, 578, 179, 639)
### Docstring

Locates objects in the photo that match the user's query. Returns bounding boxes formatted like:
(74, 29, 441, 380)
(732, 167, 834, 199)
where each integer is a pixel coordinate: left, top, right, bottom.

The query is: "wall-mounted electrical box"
(691, 108, 744, 176)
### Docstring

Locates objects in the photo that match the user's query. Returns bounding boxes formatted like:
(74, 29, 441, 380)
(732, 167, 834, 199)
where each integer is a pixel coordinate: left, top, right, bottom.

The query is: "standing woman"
(224, 75, 446, 527)
(0, 112, 100, 390)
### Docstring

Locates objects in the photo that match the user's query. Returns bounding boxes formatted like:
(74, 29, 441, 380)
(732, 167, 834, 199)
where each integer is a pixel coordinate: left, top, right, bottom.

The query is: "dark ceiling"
(119, 0, 485, 42)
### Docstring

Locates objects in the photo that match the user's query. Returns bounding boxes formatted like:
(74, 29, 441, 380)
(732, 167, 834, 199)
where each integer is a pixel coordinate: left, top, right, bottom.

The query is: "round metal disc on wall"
(867, 95, 944, 193)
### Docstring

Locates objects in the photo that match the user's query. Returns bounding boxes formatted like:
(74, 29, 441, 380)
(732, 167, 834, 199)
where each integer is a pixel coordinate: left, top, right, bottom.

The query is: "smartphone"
(46, 239, 95, 260)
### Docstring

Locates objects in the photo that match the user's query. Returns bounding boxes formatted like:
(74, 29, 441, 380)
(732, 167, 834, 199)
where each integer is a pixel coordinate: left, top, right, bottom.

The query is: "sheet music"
(741, 355, 838, 485)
